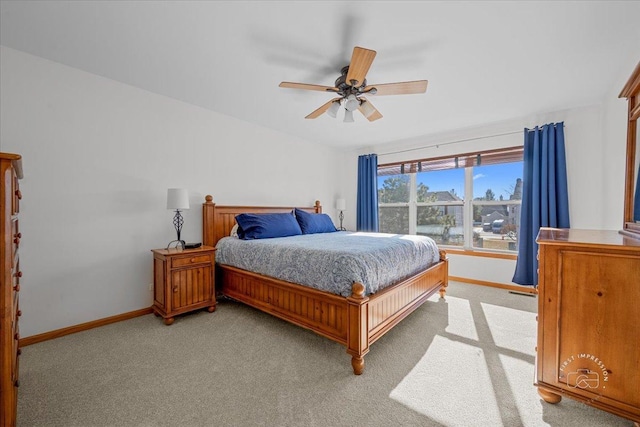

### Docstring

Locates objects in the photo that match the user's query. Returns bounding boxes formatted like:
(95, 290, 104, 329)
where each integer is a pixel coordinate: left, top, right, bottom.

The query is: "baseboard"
(20, 307, 153, 347)
(449, 275, 537, 295)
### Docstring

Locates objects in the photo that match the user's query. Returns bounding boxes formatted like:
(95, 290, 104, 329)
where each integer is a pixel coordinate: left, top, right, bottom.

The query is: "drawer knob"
(13, 236, 20, 244)
(13, 284, 20, 292)
(14, 380, 19, 388)
(14, 332, 19, 341)
(173, 287, 179, 293)
(15, 189, 22, 200)
(17, 348, 21, 356)
(190, 258, 196, 263)
(15, 271, 22, 278)
(17, 310, 22, 317)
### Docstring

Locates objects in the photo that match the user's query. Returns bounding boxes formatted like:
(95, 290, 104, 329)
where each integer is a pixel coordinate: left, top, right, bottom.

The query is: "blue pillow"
(235, 212, 302, 240)
(294, 208, 337, 234)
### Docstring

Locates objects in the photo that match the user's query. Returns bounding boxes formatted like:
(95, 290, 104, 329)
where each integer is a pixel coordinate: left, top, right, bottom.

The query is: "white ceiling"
(1, 1, 639, 149)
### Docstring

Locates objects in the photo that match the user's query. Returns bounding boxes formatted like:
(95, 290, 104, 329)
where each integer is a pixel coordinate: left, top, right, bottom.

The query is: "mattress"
(215, 231, 440, 297)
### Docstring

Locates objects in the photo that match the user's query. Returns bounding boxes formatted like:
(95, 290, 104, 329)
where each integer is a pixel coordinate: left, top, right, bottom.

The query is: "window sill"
(443, 247, 517, 260)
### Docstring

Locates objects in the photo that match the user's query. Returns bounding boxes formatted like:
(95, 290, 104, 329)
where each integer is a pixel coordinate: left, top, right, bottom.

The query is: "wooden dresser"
(0, 153, 23, 427)
(536, 228, 640, 423)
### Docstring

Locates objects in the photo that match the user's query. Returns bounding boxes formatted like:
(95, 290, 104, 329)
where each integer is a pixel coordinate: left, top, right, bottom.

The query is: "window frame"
(377, 146, 523, 253)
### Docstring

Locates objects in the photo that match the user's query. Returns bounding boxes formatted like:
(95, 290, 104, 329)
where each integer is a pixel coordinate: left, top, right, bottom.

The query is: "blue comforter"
(215, 231, 440, 297)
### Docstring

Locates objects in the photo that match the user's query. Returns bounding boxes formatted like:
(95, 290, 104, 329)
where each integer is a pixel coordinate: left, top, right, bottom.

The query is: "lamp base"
(166, 240, 186, 250)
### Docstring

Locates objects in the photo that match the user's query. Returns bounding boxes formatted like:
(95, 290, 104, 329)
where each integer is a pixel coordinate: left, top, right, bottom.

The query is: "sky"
(378, 161, 524, 201)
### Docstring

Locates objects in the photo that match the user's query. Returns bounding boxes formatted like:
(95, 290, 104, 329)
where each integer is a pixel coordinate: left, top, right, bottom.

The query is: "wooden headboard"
(202, 195, 322, 247)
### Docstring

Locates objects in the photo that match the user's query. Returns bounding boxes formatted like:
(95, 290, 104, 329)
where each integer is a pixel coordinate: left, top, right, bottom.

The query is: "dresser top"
(0, 152, 23, 178)
(537, 227, 640, 249)
(0, 152, 20, 161)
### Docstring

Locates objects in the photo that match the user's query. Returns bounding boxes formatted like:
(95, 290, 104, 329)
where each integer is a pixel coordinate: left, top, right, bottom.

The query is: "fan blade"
(305, 97, 342, 119)
(366, 80, 428, 96)
(279, 82, 339, 92)
(358, 97, 383, 122)
(346, 47, 377, 87)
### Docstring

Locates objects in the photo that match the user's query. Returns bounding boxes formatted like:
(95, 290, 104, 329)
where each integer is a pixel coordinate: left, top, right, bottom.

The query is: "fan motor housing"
(335, 66, 367, 95)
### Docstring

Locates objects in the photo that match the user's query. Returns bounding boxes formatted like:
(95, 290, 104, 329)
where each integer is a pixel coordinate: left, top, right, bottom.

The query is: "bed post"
(439, 249, 448, 299)
(314, 200, 322, 213)
(346, 282, 370, 375)
(203, 195, 215, 247)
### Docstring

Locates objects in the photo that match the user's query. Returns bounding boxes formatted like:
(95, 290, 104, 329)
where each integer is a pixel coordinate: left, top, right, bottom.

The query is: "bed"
(202, 195, 448, 374)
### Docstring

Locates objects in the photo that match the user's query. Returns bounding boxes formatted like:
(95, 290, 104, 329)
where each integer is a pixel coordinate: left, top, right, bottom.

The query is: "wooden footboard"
(220, 264, 350, 344)
(367, 249, 448, 345)
(203, 196, 448, 374)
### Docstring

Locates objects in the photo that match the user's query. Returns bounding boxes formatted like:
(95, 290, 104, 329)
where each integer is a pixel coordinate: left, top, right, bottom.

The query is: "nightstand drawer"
(171, 254, 211, 268)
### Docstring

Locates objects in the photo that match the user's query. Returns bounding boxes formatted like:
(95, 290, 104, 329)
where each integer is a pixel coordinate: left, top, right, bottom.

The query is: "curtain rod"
(378, 130, 523, 157)
(378, 123, 564, 157)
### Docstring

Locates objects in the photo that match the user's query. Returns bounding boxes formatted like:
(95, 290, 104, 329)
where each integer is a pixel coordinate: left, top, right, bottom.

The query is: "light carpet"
(16, 282, 634, 426)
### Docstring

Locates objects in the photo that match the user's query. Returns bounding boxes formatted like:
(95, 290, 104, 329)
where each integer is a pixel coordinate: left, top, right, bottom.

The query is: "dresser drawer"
(12, 175, 21, 215)
(13, 291, 19, 318)
(12, 258, 21, 289)
(12, 219, 20, 253)
(171, 254, 212, 268)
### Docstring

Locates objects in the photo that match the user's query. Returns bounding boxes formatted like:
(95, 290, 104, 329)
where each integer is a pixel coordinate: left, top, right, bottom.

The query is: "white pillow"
(230, 223, 239, 238)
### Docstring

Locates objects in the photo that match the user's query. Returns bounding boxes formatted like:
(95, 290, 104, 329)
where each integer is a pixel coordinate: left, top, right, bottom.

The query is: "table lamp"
(336, 198, 346, 231)
(167, 188, 189, 249)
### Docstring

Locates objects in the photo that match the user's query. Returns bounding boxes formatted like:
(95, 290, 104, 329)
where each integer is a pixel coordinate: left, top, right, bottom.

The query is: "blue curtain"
(634, 163, 640, 221)
(356, 154, 379, 231)
(512, 123, 570, 286)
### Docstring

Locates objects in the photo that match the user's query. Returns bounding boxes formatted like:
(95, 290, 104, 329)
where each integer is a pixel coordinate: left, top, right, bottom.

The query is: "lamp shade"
(343, 109, 354, 123)
(327, 100, 340, 118)
(336, 198, 346, 211)
(344, 94, 359, 112)
(167, 188, 190, 210)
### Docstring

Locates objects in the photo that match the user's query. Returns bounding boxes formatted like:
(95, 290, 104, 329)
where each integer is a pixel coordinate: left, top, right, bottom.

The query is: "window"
(378, 147, 523, 252)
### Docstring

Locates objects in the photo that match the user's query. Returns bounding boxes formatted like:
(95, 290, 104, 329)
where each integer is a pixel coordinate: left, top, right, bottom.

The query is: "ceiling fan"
(279, 46, 428, 122)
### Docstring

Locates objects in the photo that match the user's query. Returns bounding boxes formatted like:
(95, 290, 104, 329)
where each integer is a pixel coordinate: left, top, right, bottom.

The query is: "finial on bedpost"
(203, 195, 215, 247)
(351, 282, 365, 299)
(315, 200, 322, 213)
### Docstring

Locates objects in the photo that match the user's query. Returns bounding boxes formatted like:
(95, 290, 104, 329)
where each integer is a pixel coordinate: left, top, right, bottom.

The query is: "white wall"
(0, 47, 343, 337)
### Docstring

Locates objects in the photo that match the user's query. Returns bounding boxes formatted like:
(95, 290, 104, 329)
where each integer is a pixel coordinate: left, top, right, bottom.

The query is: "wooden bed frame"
(202, 195, 448, 374)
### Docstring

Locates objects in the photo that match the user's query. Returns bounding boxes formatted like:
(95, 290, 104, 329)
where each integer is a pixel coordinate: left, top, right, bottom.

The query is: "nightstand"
(151, 246, 216, 325)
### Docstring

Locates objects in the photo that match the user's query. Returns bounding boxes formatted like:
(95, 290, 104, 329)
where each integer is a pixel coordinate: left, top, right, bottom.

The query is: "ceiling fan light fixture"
(279, 46, 428, 122)
(344, 94, 359, 112)
(344, 109, 355, 123)
(327, 100, 341, 118)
